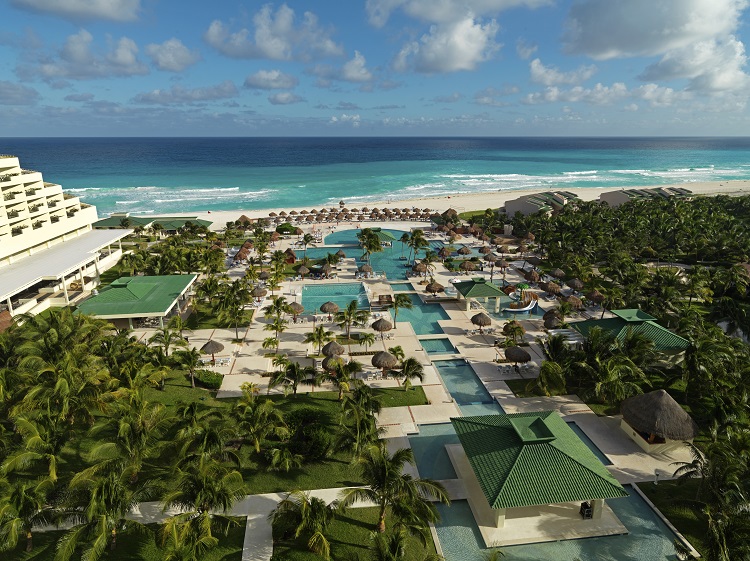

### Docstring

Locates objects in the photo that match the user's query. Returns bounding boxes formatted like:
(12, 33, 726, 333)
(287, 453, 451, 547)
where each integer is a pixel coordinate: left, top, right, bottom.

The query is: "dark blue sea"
(2, 137, 749, 216)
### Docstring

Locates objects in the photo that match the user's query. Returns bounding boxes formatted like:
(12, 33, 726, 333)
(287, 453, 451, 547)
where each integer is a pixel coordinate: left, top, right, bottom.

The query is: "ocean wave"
(115, 200, 141, 204)
(563, 170, 598, 176)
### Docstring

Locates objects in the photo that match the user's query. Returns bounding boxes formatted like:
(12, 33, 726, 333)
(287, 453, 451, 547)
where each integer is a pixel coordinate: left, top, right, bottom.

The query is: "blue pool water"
(300, 283, 368, 313)
(567, 421, 613, 465)
(419, 338, 457, 355)
(409, 423, 459, 480)
(391, 293, 449, 335)
(301, 247, 348, 261)
(435, 485, 683, 561)
(434, 360, 495, 405)
(391, 282, 416, 292)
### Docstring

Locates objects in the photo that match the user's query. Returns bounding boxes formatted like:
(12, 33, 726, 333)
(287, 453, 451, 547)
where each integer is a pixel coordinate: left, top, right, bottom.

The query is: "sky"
(1, 0, 750, 136)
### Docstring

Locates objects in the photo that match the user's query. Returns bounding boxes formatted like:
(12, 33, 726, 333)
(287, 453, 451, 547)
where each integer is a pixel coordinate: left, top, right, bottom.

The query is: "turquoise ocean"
(2, 137, 749, 216)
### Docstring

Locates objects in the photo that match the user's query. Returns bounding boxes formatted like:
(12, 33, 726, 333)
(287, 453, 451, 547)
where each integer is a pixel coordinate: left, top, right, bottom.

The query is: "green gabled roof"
(93, 216, 212, 229)
(76, 275, 197, 317)
(573, 311, 689, 352)
(454, 278, 506, 298)
(611, 309, 657, 322)
(451, 412, 627, 510)
(368, 228, 397, 242)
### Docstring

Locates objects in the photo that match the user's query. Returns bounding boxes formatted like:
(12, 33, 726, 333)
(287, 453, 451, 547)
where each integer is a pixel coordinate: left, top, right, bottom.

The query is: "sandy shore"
(156, 180, 750, 231)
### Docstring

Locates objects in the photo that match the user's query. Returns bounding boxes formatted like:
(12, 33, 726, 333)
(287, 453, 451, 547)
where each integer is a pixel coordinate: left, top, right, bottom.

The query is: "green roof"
(93, 215, 212, 230)
(368, 228, 397, 242)
(573, 309, 689, 352)
(454, 278, 506, 298)
(451, 412, 627, 510)
(76, 275, 197, 318)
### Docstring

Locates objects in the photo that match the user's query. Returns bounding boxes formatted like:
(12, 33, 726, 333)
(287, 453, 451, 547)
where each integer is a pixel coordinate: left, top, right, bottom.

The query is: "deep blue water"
(2, 137, 749, 215)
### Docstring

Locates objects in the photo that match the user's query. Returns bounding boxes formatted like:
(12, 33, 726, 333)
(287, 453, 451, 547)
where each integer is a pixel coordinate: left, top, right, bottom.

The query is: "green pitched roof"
(93, 215, 212, 229)
(369, 228, 397, 242)
(454, 278, 506, 298)
(76, 275, 197, 318)
(573, 310, 689, 352)
(451, 412, 627, 510)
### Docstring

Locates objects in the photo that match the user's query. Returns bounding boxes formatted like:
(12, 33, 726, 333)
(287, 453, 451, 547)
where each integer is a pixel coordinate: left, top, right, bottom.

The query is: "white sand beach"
(160, 179, 750, 231)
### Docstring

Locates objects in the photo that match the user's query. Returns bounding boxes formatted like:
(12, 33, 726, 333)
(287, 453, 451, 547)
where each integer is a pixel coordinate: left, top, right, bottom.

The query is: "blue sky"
(1, 0, 749, 136)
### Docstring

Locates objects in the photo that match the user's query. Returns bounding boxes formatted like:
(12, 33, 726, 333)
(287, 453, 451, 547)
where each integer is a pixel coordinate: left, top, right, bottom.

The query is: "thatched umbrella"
(492, 236, 503, 246)
(505, 346, 531, 365)
(251, 286, 267, 300)
(300, 209, 309, 215)
(336, 249, 346, 258)
(621, 389, 699, 441)
(359, 264, 373, 274)
(547, 282, 562, 295)
(544, 316, 561, 329)
(568, 278, 584, 291)
(565, 295, 584, 309)
(470, 312, 492, 334)
(457, 246, 472, 255)
(500, 244, 510, 254)
(289, 302, 305, 322)
(339, 200, 345, 207)
(259, 271, 271, 281)
(320, 301, 339, 321)
(412, 262, 427, 274)
(460, 260, 476, 272)
(268, 212, 277, 217)
(279, 211, 287, 217)
(479, 246, 493, 255)
(271, 231, 280, 241)
(294, 227, 304, 236)
(200, 340, 224, 363)
(298, 265, 310, 278)
(484, 253, 497, 264)
(498, 259, 509, 269)
(438, 247, 452, 260)
(306, 215, 315, 222)
(289, 210, 298, 216)
(321, 264, 334, 278)
(425, 280, 445, 295)
(372, 351, 398, 378)
(526, 256, 543, 267)
(543, 309, 562, 321)
(524, 270, 540, 283)
(322, 340, 345, 357)
(322, 355, 345, 372)
(587, 290, 605, 304)
(372, 317, 393, 340)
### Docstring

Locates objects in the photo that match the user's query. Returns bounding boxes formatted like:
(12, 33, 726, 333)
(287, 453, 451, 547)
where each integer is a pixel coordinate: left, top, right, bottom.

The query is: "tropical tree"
(391, 294, 414, 323)
(174, 347, 203, 388)
(335, 299, 371, 340)
(388, 346, 405, 364)
(264, 317, 289, 354)
(304, 325, 335, 355)
(323, 359, 363, 401)
(399, 357, 424, 391)
(302, 233, 316, 258)
(528, 361, 566, 397)
(270, 490, 336, 559)
(234, 398, 288, 453)
(0, 478, 54, 553)
(358, 332, 376, 353)
(269, 359, 317, 396)
(148, 326, 187, 358)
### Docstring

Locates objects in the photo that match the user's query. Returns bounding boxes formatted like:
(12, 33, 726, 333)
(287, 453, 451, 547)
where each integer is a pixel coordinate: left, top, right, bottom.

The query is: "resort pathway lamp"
(470, 312, 492, 335)
(201, 340, 224, 365)
(371, 351, 398, 379)
(320, 301, 339, 322)
(372, 317, 393, 341)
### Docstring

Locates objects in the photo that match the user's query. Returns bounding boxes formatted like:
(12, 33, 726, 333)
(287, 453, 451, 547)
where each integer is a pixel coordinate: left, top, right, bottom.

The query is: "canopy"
(621, 389, 699, 440)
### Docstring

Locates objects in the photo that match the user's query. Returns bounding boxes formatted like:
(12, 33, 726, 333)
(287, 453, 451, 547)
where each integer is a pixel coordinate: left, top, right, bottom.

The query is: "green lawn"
(637, 480, 706, 556)
(6, 518, 246, 561)
(185, 301, 254, 330)
(272, 507, 437, 561)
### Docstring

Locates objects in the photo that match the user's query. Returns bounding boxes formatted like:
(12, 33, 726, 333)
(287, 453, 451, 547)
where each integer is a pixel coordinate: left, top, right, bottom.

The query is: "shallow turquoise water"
(391, 282, 416, 292)
(419, 338, 457, 354)
(300, 283, 367, 313)
(390, 293, 449, 335)
(434, 359, 495, 405)
(409, 423, 459, 480)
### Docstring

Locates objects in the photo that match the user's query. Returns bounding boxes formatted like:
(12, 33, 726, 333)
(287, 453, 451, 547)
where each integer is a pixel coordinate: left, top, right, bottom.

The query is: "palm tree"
(399, 232, 410, 259)
(502, 320, 525, 345)
(264, 317, 288, 354)
(391, 294, 413, 323)
(304, 325, 335, 355)
(148, 327, 187, 358)
(269, 447, 304, 472)
(335, 299, 371, 340)
(302, 233, 316, 258)
(339, 443, 450, 533)
(2, 416, 66, 482)
(358, 331, 376, 353)
(0, 478, 54, 553)
(168, 314, 191, 340)
(407, 230, 428, 263)
(388, 345, 405, 364)
(174, 347, 203, 388)
(370, 528, 442, 561)
(269, 360, 317, 396)
(323, 359, 363, 401)
(269, 490, 336, 559)
(264, 295, 292, 321)
(528, 361, 566, 396)
(234, 398, 288, 453)
(399, 357, 424, 391)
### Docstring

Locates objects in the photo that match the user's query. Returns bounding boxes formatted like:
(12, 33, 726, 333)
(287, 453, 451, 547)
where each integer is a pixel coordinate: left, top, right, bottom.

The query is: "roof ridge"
(547, 438, 622, 492)
(493, 444, 526, 508)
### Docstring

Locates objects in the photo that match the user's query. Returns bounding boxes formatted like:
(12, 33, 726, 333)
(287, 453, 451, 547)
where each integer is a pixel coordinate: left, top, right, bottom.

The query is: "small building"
(453, 277, 507, 312)
(75, 274, 197, 329)
(504, 191, 580, 217)
(93, 213, 212, 234)
(573, 309, 689, 354)
(599, 187, 693, 208)
(449, 412, 628, 547)
(620, 389, 698, 453)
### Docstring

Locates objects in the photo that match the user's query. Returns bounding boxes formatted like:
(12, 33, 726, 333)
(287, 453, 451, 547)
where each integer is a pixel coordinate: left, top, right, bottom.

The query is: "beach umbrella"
(289, 210, 298, 215)
(362, 207, 369, 212)
(322, 355, 345, 372)
(357, 214, 365, 220)
(321, 264, 334, 277)
(273, 217, 283, 224)
(279, 211, 287, 217)
(322, 340, 345, 357)
(271, 232, 281, 242)
(371, 351, 398, 378)
(306, 215, 315, 222)
(339, 200, 345, 207)
(484, 254, 497, 267)
(500, 244, 510, 254)
(550, 268, 566, 279)
(479, 246, 493, 255)
(268, 212, 277, 217)
(423, 208, 431, 213)
(200, 340, 224, 363)
(294, 227, 304, 235)
(351, 207, 359, 212)
(498, 259, 509, 269)
(543, 309, 562, 321)
(547, 282, 562, 295)
(412, 262, 427, 274)
(565, 295, 584, 309)
(289, 302, 305, 321)
(492, 236, 503, 245)
(359, 264, 373, 274)
(336, 249, 347, 258)
(460, 260, 476, 272)
(301, 209, 310, 215)
(587, 290, 605, 304)
(544, 316, 561, 329)
(320, 301, 339, 321)
(425, 280, 445, 295)
(372, 317, 393, 340)
(317, 215, 326, 222)
(568, 278, 584, 291)
(259, 271, 271, 281)
(524, 270, 540, 283)
(505, 346, 531, 365)
(438, 247, 452, 260)
(470, 312, 492, 334)
(621, 389, 699, 441)
(457, 246, 472, 255)
(297, 265, 310, 279)
(526, 256, 543, 267)
(251, 286, 268, 300)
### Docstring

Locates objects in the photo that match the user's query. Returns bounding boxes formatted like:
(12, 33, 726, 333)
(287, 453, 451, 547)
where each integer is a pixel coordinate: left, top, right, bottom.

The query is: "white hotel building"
(0, 154, 130, 323)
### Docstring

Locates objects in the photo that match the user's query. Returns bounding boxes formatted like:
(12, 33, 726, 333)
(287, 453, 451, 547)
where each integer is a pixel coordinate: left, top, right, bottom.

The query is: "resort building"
(573, 309, 689, 354)
(620, 389, 699, 454)
(448, 412, 628, 546)
(599, 187, 693, 208)
(0, 155, 130, 323)
(503, 191, 580, 216)
(75, 275, 197, 330)
(93, 213, 212, 234)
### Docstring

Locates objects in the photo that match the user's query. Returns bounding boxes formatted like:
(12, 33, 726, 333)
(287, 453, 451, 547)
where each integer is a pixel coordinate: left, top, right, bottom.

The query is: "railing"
(0, 154, 16, 158)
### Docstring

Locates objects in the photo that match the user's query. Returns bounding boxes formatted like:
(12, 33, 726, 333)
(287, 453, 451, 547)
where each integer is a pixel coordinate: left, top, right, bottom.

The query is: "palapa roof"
(573, 309, 689, 352)
(451, 412, 628, 510)
(621, 389, 698, 440)
(454, 278, 506, 299)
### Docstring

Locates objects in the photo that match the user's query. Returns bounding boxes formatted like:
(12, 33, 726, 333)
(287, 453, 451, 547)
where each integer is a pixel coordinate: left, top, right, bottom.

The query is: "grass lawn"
(272, 507, 437, 561)
(186, 301, 254, 330)
(637, 480, 706, 556)
(7, 518, 246, 561)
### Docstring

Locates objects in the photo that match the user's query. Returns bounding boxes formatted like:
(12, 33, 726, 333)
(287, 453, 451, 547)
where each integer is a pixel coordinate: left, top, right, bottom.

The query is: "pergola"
(452, 277, 507, 312)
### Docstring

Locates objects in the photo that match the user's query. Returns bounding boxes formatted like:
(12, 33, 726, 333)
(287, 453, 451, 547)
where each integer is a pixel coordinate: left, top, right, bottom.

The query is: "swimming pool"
(567, 421, 613, 465)
(434, 485, 685, 561)
(391, 293, 449, 335)
(434, 359, 495, 405)
(419, 338, 457, 355)
(409, 423, 460, 480)
(391, 282, 417, 292)
(300, 283, 368, 313)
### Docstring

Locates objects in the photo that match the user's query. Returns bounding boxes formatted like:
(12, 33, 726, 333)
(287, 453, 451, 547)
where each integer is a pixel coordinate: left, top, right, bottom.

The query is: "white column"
(62, 277, 70, 304)
(159, 316, 164, 328)
(592, 499, 604, 520)
(466, 298, 471, 312)
(495, 297, 501, 312)
(6, 297, 13, 315)
(493, 508, 506, 528)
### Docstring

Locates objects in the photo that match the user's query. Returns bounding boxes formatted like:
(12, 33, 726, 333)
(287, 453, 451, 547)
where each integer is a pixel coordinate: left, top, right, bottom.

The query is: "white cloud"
(523, 81, 688, 107)
(268, 92, 305, 105)
(244, 69, 299, 89)
(474, 85, 518, 105)
(516, 38, 537, 60)
(631, 84, 686, 107)
(366, 0, 552, 26)
(146, 39, 200, 72)
(329, 113, 361, 127)
(394, 17, 500, 73)
(133, 81, 238, 104)
(341, 51, 373, 82)
(564, 0, 747, 60)
(624, 103, 639, 111)
(11, 0, 140, 22)
(29, 29, 148, 80)
(204, 4, 342, 61)
(529, 58, 596, 86)
(0, 81, 39, 105)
